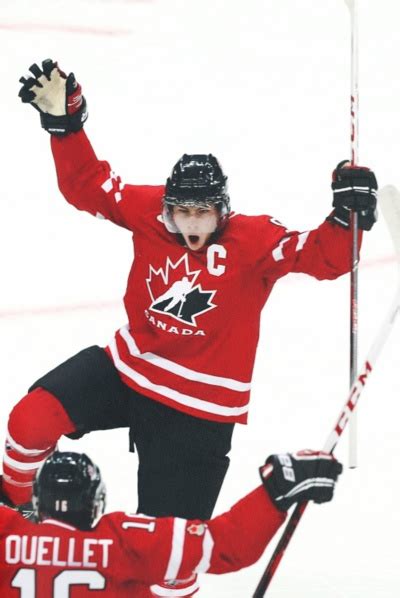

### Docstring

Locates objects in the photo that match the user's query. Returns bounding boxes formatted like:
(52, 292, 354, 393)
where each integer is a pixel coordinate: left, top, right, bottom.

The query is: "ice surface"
(1, 1, 400, 595)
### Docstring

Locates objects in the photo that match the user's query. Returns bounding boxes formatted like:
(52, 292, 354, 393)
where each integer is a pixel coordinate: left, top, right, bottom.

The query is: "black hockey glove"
(260, 450, 342, 512)
(18, 59, 88, 136)
(328, 160, 378, 231)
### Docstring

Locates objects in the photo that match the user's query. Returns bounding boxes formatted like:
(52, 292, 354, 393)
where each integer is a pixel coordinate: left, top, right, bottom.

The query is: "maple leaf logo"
(146, 254, 217, 326)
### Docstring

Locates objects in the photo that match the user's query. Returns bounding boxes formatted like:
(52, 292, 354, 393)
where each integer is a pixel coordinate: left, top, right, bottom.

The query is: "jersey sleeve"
(250, 215, 362, 282)
(107, 486, 285, 585)
(205, 486, 285, 574)
(50, 130, 165, 232)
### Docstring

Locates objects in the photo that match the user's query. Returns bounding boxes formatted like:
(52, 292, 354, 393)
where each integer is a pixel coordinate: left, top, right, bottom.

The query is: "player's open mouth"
(189, 235, 200, 244)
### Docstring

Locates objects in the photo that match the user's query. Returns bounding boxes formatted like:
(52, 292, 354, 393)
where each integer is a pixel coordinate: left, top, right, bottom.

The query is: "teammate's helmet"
(32, 451, 106, 530)
(163, 154, 231, 234)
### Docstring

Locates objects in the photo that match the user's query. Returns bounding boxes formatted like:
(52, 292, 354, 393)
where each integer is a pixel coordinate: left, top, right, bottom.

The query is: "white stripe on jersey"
(109, 338, 249, 418)
(273, 231, 311, 262)
(41, 519, 77, 531)
(272, 236, 290, 262)
(6, 432, 53, 456)
(2, 473, 33, 488)
(165, 518, 186, 580)
(101, 170, 123, 203)
(296, 231, 310, 252)
(194, 528, 214, 574)
(101, 178, 113, 193)
(150, 580, 200, 597)
(3, 453, 48, 472)
(119, 325, 251, 392)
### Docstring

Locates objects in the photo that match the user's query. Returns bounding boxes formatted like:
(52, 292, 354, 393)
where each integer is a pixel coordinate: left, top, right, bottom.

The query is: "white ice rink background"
(1, 0, 400, 596)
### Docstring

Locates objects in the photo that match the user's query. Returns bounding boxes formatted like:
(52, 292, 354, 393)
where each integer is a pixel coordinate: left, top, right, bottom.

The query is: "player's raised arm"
(120, 450, 341, 593)
(204, 449, 342, 575)
(262, 161, 378, 281)
(18, 59, 137, 228)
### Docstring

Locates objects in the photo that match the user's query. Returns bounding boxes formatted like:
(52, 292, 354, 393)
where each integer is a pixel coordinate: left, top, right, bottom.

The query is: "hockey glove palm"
(329, 160, 378, 231)
(18, 59, 88, 136)
(260, 450, 342, 512)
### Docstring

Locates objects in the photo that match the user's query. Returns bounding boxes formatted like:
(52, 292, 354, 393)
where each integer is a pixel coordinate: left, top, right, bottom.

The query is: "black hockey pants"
(30, 345, 234, 519)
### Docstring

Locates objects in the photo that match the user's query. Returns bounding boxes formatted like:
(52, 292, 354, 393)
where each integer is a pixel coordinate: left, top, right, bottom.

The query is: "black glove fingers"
(66, 72, 77, 95)
(353, 175, 378, 190)
(333, 191, 377, 212)
(314, 488, 333, 504)
(19, 76, 39, 87)
(18, 87, 36, 103)
(335, 461, 343, 477)
(316, 456, 342, 482)
(19, 75, 42, 90)
(332, 193, 355, 210)
(337, 159, 351, 168)
(335, 171, 378, 190)
(18, 75, 43, 104)
(29, 63, 43, 79)
(41, 59, 57, 79)
(357, 194, 377, 210)
(360, 213, 377, 232)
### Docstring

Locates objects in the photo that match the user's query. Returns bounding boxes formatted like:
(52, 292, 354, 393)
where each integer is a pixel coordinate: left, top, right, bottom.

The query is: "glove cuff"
(40, 97, 88, 136)
(259, 461, 287, 512)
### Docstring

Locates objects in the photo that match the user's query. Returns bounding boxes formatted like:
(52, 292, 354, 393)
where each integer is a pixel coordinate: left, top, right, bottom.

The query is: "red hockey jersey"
(51, 131, 359, 424)
(0, 485, 285, 597)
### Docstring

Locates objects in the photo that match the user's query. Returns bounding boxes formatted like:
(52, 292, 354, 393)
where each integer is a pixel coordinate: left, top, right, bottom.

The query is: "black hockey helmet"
(32, 451, 106, 530)
(163, 154, 231, 234)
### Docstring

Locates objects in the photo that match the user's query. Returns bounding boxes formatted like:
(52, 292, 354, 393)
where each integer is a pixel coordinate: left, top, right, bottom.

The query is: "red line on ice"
(0, 23, 132, 37)
(0, 254, 397, 319)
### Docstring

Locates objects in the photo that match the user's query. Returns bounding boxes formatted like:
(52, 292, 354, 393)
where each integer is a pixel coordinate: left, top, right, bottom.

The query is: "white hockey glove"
(260, 450, 342, 512)
(18, 59, 88, 136)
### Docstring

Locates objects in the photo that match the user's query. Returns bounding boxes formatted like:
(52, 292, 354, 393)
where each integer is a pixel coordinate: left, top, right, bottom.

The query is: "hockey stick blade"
(344, 0, 355, 12)
(252, 185, 400, 597)
(379, 185, 400, 253)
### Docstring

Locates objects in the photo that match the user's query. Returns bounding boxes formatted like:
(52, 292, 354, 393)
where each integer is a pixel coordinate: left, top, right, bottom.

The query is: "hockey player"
(0, 449, 342, 597)
(3, 60, 376, 525)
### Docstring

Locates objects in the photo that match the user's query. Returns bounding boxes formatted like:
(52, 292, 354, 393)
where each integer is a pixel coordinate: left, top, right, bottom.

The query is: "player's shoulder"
(227, 212, 289, 240)
(97, 511, 157, 527)
(119, 184, 165, 227)
(94, 511, 142, 533)
(0, 504, 20, 522)
(229, 212, 285, 227)
(0, 505, 25, 533)
(95, 511, 171, 540)
(122, 184, 164, 206)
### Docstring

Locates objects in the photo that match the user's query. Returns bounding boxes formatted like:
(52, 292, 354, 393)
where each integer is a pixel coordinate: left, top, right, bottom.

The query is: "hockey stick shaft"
(252, 185, 400, 597)
(346, 0, 359, 167)
(347, 0, 360, 468)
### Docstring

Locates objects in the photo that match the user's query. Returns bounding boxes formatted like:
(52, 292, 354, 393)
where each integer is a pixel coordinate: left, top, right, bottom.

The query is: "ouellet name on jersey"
(5, 532, 112, 568)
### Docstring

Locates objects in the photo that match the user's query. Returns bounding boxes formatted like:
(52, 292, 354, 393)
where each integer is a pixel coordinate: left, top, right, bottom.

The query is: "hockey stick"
(252, 186, 400, 597)
(345, 0, 360, 468)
